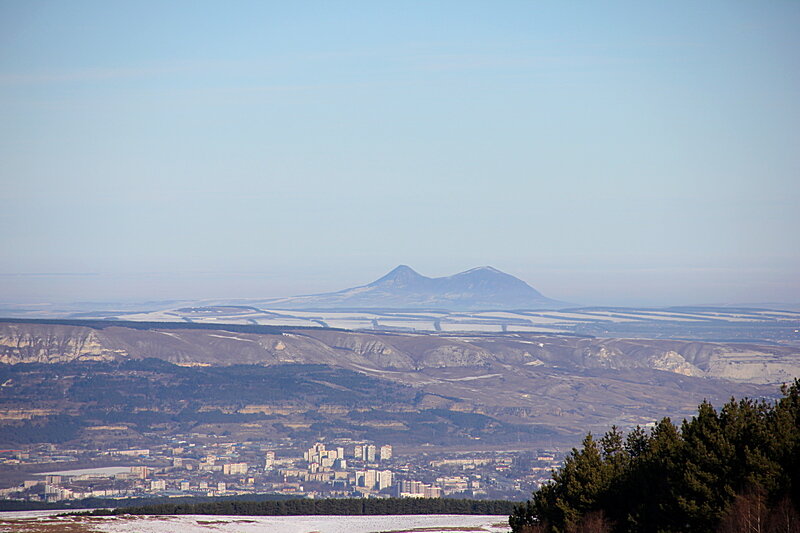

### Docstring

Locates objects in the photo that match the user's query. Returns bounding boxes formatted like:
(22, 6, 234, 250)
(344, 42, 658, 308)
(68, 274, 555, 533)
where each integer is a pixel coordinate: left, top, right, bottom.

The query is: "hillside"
(1, 320, 794, 450)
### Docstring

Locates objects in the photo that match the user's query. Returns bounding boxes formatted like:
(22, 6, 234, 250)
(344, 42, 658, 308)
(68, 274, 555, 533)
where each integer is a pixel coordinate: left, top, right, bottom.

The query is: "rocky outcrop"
(416, 344, 492, 368)
(705, 349, 800, 384)
(298, 331, 417, 369)
(0, 324, 123, 364)
(647, 350, 703, 377)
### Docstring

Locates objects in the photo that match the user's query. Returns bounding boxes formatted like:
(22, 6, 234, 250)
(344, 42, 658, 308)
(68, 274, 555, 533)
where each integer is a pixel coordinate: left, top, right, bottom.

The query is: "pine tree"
(511, 382, 800, 533)
(623, 418, 682, 532)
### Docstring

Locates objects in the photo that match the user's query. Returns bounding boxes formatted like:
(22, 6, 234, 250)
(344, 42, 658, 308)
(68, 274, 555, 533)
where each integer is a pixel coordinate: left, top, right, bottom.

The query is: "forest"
(74, 497, 514, 516)
(510, 380, 800, 532)
(0, 360, 418, 445)
(0, 359, 549, 446)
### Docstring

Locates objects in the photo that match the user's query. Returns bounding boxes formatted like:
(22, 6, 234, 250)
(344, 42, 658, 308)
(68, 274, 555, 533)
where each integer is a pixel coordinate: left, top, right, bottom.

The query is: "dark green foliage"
(510, 380, 800, 533)
(0, 360, 419, 443)
(1, 493, 294, 512)
(0, 359, 561, 446)
(0, 360, 417, 409)
(0, 414, 82, 445)
(66, 497, 514, 517)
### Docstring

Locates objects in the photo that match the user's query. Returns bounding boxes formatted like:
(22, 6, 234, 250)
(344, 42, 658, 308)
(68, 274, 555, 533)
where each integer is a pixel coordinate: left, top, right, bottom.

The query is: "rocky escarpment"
(468, 336, 795, 384)
(0, 323, 124, 364)
(646, 350, 703, 377)
(0, 322, 797, 384)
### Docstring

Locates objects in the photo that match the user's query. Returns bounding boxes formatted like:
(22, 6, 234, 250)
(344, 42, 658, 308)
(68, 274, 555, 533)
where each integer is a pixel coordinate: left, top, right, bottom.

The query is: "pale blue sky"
(1, 1, 799, 306)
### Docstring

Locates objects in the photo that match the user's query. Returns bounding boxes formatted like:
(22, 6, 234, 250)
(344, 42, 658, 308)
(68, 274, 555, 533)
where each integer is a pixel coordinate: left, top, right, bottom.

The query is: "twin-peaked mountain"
(265, 265, 568, 310)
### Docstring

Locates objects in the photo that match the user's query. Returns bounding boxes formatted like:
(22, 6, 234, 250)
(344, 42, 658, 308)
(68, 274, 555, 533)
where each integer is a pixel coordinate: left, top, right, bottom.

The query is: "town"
(0, 436, 564, 503)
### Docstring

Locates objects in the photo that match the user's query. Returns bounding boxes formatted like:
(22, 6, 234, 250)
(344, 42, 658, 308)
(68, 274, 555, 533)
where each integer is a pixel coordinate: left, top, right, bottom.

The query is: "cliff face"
(0, 322, 797, 384)
(0, 323, 123, 364)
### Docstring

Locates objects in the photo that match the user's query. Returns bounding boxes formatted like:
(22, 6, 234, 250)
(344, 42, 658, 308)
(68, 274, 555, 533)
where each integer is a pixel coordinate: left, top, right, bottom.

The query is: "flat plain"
(0, 511, 511, 533)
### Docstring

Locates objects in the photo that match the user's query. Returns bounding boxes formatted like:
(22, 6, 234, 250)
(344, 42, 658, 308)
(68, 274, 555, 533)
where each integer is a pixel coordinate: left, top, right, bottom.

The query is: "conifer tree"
(510, 381, 800, 533)
(677, 400, 737, 530)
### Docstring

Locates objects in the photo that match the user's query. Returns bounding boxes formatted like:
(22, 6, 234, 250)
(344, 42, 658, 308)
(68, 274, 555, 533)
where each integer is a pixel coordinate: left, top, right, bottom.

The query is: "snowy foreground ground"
(0, 510, 512, 533)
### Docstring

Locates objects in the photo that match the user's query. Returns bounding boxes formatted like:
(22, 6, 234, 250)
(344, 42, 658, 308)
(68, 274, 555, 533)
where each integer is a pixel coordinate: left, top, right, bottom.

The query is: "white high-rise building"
(378, 469, 393, 490)
(356, 469, 379, 489)
(304, 442, 327, 462)
(379, 445, 393, 461)
(364, 469, 378, 489)
(305, 443, 339, 469)
(366, 444, 377, 462)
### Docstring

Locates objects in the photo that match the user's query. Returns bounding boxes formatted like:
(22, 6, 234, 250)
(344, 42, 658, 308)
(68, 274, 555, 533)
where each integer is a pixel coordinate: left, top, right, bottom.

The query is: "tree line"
(75, 497, 514, 516)
(510, 380, 800, 532)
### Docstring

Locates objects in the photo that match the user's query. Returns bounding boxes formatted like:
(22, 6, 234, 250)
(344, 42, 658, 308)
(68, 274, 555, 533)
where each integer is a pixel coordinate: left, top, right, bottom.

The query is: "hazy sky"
(1, 1, 799, 306)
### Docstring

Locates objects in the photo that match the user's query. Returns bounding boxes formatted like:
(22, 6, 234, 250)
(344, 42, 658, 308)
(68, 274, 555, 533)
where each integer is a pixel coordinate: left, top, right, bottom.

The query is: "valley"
(1, 269, 798, 504)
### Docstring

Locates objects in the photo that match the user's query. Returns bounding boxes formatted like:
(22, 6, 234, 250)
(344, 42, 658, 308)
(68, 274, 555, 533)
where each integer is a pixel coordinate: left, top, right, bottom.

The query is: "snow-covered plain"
(88, 305, 799, 334)
(37, 466, 132, 477)
(0, 512, 511, 533)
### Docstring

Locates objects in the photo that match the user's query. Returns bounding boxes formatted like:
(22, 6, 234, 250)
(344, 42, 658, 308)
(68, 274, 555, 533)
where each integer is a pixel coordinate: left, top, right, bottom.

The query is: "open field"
(0, 511, 511, 533)
(6, 304, 796, 345)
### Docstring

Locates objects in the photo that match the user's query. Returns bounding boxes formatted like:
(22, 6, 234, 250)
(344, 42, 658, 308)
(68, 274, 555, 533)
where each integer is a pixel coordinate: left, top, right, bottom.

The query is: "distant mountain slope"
(0, 321, 788, 450)
(264, 265, 568, 310)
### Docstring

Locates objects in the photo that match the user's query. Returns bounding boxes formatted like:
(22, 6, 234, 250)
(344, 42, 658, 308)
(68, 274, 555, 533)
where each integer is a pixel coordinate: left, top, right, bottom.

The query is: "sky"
(1, 1, 799, 307)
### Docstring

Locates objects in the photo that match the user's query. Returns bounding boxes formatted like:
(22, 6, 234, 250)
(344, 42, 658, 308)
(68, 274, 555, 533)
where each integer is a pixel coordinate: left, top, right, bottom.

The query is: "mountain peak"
(370, 265, 425, 287)
(458, 266, 503, 276)
(388, 264, 419, 277)
(270, 264, 567, 310)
